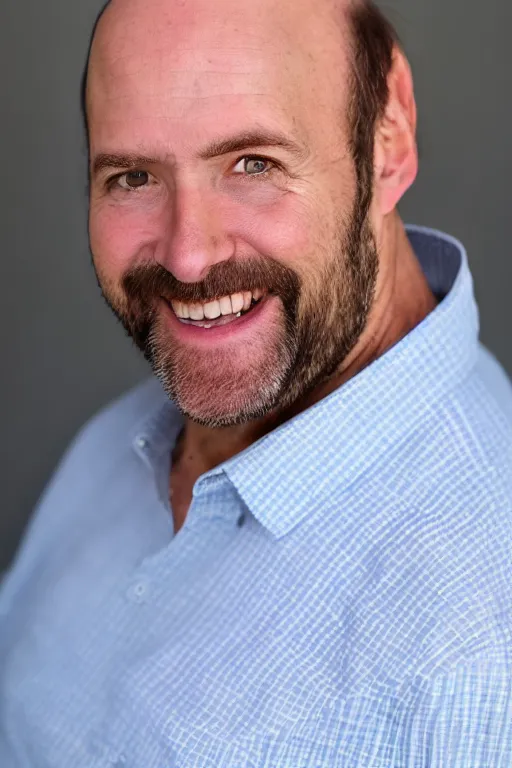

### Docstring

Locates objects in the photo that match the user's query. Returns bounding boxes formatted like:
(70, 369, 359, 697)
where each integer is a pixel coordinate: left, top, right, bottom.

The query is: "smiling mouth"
(167, 289, 266, 329)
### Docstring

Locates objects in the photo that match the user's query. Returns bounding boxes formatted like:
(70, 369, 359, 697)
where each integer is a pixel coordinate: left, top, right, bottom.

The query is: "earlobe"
(374, 48, 418, 216)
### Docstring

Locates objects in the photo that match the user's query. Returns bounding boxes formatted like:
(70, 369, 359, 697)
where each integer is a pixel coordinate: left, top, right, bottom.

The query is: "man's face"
(87, 0, 378, 427)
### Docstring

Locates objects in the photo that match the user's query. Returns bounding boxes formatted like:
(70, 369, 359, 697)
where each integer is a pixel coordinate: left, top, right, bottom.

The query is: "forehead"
(87, 0, 352, 150)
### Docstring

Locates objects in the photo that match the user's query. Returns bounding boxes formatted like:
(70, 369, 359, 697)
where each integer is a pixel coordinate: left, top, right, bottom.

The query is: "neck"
(175, 214, 436, 476)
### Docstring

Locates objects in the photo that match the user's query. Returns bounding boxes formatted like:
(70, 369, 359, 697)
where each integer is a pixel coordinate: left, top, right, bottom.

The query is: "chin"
(150, 319, 293, 427)
(153, 353, 287, 428)
(166, 375, 285, 428)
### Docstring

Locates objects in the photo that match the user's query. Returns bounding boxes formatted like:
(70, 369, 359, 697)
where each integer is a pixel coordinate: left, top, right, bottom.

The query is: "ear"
(373, 47, 418, 216)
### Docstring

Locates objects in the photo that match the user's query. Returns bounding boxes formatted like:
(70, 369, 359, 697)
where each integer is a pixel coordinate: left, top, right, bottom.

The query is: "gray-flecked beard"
(95, 197, 378, 429)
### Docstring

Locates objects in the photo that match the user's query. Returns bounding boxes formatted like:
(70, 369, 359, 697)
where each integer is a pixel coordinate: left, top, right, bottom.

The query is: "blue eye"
(233, 157, 273, 176)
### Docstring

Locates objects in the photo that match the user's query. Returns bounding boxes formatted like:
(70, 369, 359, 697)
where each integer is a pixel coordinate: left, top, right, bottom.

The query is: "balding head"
(83, 0, 397, 180)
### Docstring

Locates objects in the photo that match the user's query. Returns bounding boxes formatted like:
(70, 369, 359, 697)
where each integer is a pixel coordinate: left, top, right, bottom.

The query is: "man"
(1, 0, 511, 764)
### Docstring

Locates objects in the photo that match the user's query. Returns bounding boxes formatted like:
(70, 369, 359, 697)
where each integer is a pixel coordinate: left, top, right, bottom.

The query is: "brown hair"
(346, 0, 399, 212)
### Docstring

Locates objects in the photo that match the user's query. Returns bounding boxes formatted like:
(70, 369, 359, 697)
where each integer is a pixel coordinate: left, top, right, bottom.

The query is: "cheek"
(227, 194, 324, 275)
(89, 199, 164, 281)
(89, 186, 338, 289)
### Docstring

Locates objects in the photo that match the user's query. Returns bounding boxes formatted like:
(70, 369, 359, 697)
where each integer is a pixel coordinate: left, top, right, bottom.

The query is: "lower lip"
(161, 295, 273, 344)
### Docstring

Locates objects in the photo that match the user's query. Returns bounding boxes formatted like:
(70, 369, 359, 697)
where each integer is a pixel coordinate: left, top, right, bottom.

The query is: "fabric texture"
(1, 226, 511, 767)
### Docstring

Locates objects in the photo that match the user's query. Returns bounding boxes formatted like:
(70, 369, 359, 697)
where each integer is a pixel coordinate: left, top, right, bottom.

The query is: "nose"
(158, 186, 235, 284)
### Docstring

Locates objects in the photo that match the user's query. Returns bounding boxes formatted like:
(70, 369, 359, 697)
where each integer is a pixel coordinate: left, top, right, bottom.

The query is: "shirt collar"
(224, 226, 479, 537)
(132, 226, 479, 539)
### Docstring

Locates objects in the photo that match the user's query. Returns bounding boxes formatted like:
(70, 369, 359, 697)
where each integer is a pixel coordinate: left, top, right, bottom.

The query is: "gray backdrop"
(1, 0, 511, 570)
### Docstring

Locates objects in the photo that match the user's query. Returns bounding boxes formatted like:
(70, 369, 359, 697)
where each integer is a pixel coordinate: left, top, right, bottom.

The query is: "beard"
(94, 190, 378, 428)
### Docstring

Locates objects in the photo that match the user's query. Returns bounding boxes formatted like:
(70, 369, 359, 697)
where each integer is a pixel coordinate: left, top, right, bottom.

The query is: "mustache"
(122, 255, 301, 306)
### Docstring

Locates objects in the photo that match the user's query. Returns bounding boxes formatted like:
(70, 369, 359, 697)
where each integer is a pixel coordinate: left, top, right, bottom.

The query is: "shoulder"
(30, 377, 171, 501)
(341, 351, 512, 671)
(69, 376, 170, 456)
(475, 343, 512, 427)
(394, 351, 512, 650)
(397, 343, 512, 554)
(0, 378, 172, 612)
(388, 342, 512, 509)
(38, 375, 173, 513)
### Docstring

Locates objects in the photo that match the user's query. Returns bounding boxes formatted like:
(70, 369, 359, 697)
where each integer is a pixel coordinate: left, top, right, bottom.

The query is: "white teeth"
(243, 291, 252, 311)
(172, 300, 181, 317)
(203, 299, 221, 320)
(171, 289, 265, 321)
(231, 292, 244, 314)
(189, 303, 205, 321)
(219, 296, 233, 316)
(172, 301, 190, 319)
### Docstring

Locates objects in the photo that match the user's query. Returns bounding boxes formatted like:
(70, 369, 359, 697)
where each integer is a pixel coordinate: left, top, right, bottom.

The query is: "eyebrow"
(198, 130, 308, 161)
(92, 153, 160, 177)
(91, 130, 307, 177)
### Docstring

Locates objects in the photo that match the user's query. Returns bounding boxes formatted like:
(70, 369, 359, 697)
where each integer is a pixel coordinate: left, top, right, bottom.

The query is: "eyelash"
(233, 155, 279, 177)
(105, 171, 151, 192)
(104, 155, 280, 192)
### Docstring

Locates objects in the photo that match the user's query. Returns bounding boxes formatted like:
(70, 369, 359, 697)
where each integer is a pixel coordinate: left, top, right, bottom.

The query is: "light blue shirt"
(1, 226, 512, 767)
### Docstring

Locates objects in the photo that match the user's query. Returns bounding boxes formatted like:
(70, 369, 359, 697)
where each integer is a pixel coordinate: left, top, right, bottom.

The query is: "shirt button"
(127, 578, 150, 604)
(135, 437, 148, 450)
(237, 514, 246, 528)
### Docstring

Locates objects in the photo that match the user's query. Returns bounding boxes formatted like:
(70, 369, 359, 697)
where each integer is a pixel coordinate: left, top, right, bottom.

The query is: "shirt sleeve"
(395, 658, 512, 767)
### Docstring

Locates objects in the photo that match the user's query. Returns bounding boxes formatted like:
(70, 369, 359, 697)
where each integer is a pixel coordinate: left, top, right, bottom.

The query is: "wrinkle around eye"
(220, 176, 292, 208)
(96, 175, 167, 212)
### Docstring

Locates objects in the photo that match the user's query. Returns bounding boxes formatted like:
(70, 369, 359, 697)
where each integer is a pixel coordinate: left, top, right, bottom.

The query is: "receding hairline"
(80, 0, 399, 179)
(81, 0, 393, 113)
